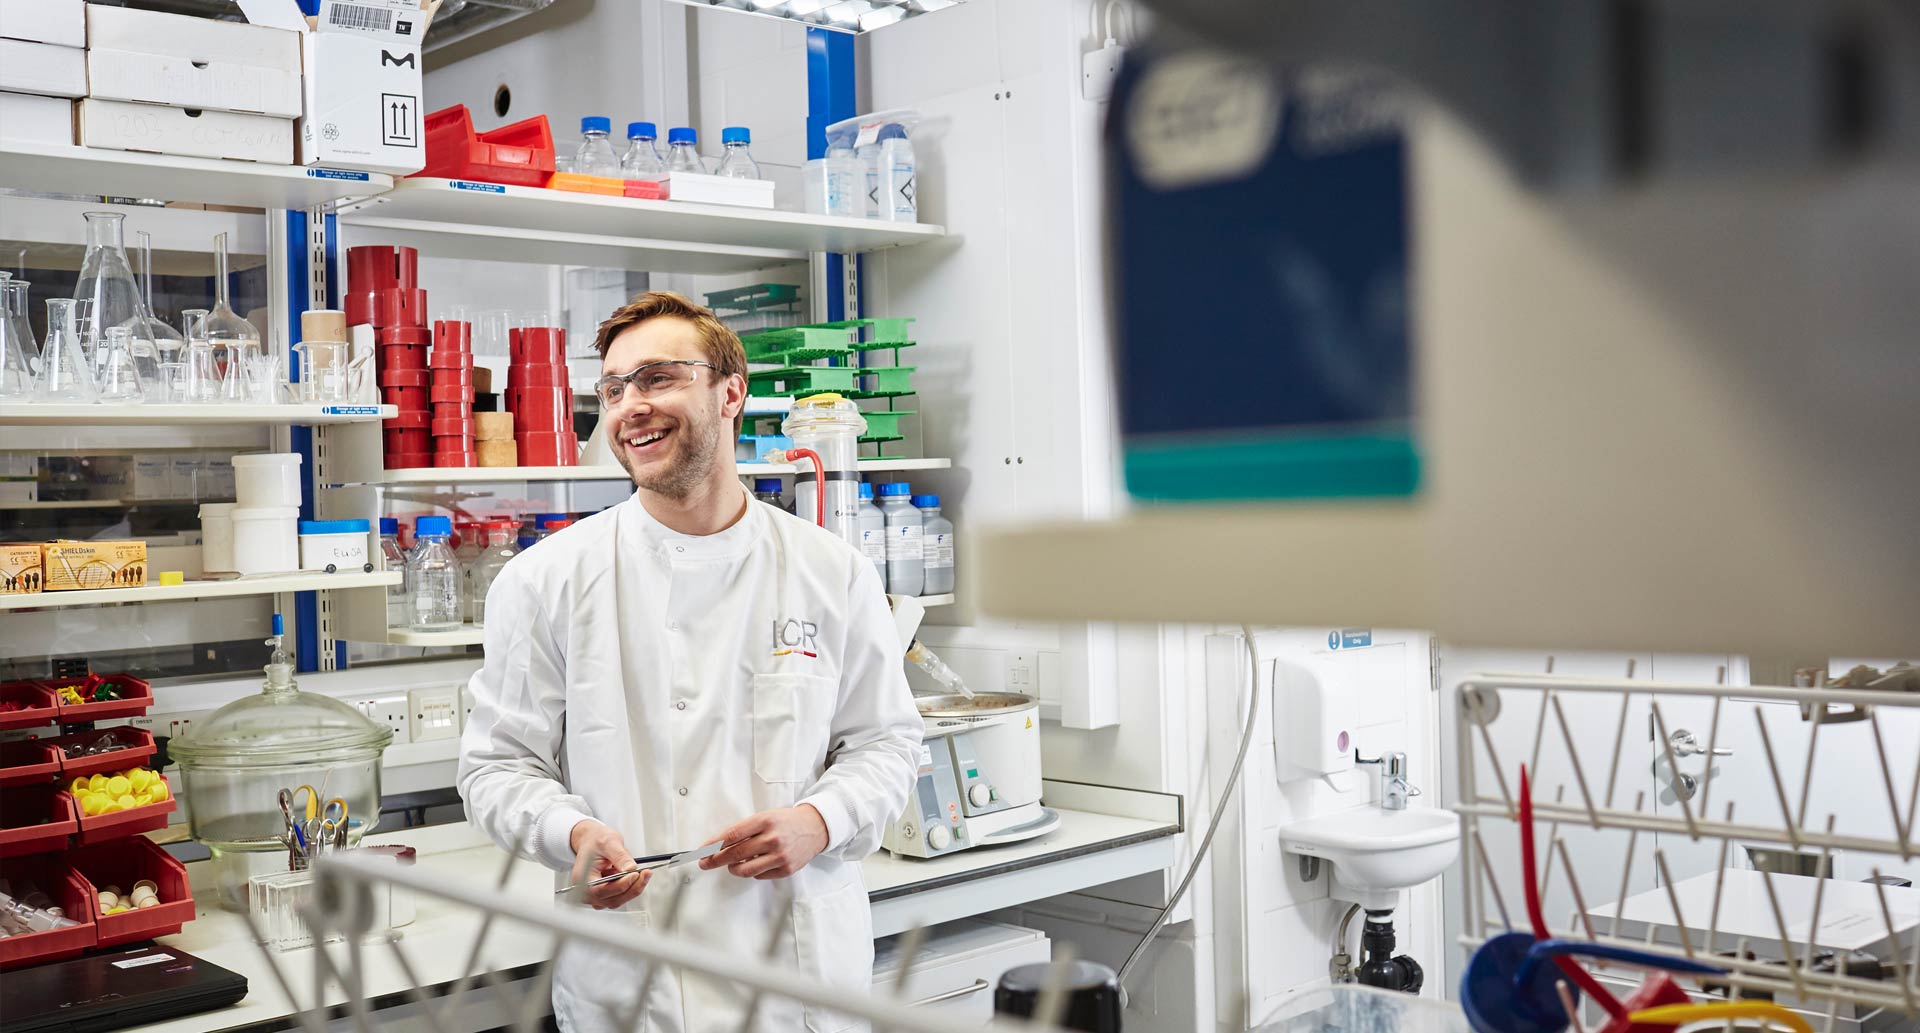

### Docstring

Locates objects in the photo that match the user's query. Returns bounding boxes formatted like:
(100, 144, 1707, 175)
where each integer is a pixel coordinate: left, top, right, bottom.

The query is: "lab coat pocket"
(552, 906, 651, 1031)
(753, 672, 837, 785)
(792, 876, 875, 1033)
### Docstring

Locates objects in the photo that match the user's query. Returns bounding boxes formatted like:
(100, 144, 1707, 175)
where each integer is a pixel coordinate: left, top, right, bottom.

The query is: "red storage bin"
(0, 740, 61, 787)
(58, 780, 175, 847)
(378, 367, 431, 388)
(387, 451, 435, 469)
(507, 363, 570, 391)
(416, 105, 556, 187)
(0, 786, 77, 857)
(517, 431, 578, 466)
(384, 428, 431, 453)
(379, 345, 428, 372)
(433, 321, 472, 350)
(49, 674, 151, 724)
(382, 386, 430, 411)
(345, 288, 429, 329)
(376, 325, 432, 347)
(52, 727, 156, 780)
(384, 409, 432, 431)
(430, 382, 473, 404)
(346, 245, 418, 292)
(428, 350, 474, 371)
(511, 328, 566, 365)
(431, 416, 475, 438)
(0, 681, 58, 731)
(0, 857, 95, 970)
(432, 407, 473, 425)
(69, 838, 195, 947)
(433, 451, 477, 468)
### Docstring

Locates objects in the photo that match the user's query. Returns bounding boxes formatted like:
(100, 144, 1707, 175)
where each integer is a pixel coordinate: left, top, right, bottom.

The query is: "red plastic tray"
(0, 740, 61, 787)
(51, 674, 151, 723)
(0, 681, 58, 731)
(51, 726, 156, 780)
(68, 837, 195, 947)
(59, 775, 175, 846)
(623, 178, 670, 200)
(0, 857, 95, 970)
(416, 105, 555, 188)
(0, 786, 77, 857)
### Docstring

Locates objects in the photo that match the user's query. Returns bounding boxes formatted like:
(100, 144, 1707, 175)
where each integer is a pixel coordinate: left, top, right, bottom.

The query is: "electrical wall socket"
(408, 685, 460, 743)
(356, 695, 411, 745)
(1007, 652, 1036, 691)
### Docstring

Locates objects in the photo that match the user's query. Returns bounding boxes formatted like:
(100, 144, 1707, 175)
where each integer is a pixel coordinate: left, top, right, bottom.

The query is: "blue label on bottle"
(450, 180, 507, 193)
(321, 405, 382, 415)
(307, 168, 372, 181)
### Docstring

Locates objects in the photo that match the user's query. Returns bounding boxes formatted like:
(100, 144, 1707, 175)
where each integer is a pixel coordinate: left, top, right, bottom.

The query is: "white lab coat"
(457, 495, 922, 1033)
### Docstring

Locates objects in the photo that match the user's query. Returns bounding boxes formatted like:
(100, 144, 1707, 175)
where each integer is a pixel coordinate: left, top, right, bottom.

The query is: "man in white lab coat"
(458, 291, 922, 1033)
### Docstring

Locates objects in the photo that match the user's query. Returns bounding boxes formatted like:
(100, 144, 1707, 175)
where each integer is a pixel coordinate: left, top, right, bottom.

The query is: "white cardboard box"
(78, 99, 293, 164)
(0, 0, 84, 48)
(0, 39, 85, 99)
(0, 91, 74, 145)
(88, 49, 302, 118)
(236, 0, 437, 177)
(88, 4, 300, 67)
(666, 171, 776, 209)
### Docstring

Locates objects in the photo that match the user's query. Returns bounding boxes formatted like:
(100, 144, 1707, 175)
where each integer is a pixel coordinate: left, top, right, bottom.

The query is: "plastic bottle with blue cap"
(406, 516, 461, 632)
(574, 116, 620, 178)
(913, 494, 953, 595)
(715, 127, 760, 180)
(857, 482, 887, 585)
(752, 477, 790, 513)
(620, 121, 665, 180)
(878, 482, 923, 596)
(666, 128, 705, 174)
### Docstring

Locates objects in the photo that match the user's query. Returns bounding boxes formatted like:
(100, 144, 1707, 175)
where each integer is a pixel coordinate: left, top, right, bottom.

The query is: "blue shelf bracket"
(806, 27, 862, 322)
(285, 206, 347, 673)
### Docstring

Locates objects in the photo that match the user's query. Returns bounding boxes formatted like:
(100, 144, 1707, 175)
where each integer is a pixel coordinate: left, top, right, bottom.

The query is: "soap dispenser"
(1272, 656, 1357, 789)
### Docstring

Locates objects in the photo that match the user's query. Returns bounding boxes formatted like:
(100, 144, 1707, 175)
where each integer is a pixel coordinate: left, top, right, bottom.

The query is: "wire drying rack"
(1454, 672, 1920, 1028)
(236, 828, 1083, 1033)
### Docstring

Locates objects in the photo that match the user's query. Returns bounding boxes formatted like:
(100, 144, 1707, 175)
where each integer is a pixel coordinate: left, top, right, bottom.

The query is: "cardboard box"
(0, 543, 41, 594)
(78, 99, 293, 164)
(0, 38, 85, 99)
(0, 90, 74, 145)
(0, 479, 36, 504)
(0, 0, 84, 48)
(43, 540, 147, 591)
(237, 0, 439, 176)
(85, 5, 300, 117)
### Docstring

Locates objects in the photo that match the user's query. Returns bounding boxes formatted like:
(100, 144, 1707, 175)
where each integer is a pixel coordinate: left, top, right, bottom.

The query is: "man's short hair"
(592, 291, 750, 431)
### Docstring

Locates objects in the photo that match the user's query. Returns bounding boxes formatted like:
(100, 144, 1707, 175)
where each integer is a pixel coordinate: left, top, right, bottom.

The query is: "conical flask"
(2, 279, 35, 364)
(0, 277, 32, 400)
(96, 325, 146, 403)
(73, 212, 145, 368)
(134, 231, 184, 366)
(36, 298, 97, 403)
(205, 233, 260, 403)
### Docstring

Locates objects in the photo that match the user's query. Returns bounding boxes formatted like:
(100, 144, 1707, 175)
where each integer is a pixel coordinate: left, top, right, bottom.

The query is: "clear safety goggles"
(592, 359, 719, 408)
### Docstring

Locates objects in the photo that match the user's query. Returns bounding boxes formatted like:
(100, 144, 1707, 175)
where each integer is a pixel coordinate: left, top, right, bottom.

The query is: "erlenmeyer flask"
(96, 326, 146, 403)
(181, 308, 218, 404)
(36, 298, 97, 403)
(2, 280, 36, 364)
(0, 278, 32, 400)
(73, 212, 146, 368)
(204, 233, 260, 403)
(134, 231, 184, 367)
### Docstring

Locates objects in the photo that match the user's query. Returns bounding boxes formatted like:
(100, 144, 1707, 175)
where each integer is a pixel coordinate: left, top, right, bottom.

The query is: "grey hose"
(1115, 624, 1263, 990)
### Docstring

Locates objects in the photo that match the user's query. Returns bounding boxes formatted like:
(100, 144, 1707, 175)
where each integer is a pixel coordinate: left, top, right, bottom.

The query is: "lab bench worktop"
(120, 787, 1181, 1033)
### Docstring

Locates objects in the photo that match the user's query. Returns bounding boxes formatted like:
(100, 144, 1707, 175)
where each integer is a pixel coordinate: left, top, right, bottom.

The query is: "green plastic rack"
(858, 410, 916, 443)
(747, 366, 860, 396)
(852, 367, 915, 398)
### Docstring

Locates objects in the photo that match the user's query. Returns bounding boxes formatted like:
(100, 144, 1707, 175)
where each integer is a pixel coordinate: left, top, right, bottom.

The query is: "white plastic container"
(230, 505, 298, 575)
(297, 519, 371, 573)
(199, 502, 237, 574)
(232, 452, 302, 508)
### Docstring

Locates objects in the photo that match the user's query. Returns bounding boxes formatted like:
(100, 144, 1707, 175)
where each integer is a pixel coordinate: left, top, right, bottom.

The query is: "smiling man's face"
(600, 316, 737, 498)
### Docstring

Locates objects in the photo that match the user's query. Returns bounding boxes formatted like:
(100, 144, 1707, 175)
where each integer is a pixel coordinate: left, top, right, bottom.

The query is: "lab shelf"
(335, 178, 946, 275)
(340, 457, 951, 484)
(917, 594, 956, 607)
(0, 403, 396, 427)
(0, 143, 391, 210)
(384, 627, 485, 647)
(0, 571, 401, 612)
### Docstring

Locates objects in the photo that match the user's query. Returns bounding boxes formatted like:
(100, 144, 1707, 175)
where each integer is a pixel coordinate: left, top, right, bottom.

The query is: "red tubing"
(1520, 766, 1628, 1020)
(786, 448, 826, 527)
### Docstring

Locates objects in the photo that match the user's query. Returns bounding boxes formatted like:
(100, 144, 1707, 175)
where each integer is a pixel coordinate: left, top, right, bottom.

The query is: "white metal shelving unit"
(331, 456, 952, 485)
(0, 571, 399, 612)
(335, 177, 946, 274)
(0, 142, 390, 210)
(0, 403, 396, 426)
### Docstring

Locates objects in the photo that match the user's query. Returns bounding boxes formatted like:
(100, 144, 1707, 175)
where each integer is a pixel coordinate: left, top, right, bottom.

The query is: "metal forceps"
(303, 798, 347, 858)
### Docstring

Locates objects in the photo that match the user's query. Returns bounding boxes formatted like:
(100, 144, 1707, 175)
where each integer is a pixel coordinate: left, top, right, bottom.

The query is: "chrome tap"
(1355, 750, 1420, 811)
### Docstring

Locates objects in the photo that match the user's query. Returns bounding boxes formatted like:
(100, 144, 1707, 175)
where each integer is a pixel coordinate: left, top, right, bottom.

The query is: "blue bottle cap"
(581, 116, 611, 134)
(535, 512, 568, 527)
(668, 127, 697, 145)
(379, 517, 398, 535)
(414, 515, 452, 537)
(299, 519, 372, 535)
(877, 123, 909, 142)
(722, 127, 750, 145)
(627, 121, 657, 140)
(911, 495, 939, 508)
(754, 478, 783, 493)
(858, 482, 874, 500)
(878, 482, 911, 497)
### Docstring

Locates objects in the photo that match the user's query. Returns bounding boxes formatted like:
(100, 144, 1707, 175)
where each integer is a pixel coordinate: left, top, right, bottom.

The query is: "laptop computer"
(4, 942, 248, 1033)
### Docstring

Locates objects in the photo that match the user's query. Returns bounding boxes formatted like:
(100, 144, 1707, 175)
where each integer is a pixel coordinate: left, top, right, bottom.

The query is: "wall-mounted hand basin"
(1278, 807, 1460, 909)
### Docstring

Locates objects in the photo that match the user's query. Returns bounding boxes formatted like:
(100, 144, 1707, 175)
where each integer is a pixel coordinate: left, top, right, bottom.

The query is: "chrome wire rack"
(1455, 672, 1920, 1029)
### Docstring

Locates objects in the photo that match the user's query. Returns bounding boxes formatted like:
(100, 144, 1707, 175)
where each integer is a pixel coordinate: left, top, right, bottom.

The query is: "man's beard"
(613, 404, 724, 500)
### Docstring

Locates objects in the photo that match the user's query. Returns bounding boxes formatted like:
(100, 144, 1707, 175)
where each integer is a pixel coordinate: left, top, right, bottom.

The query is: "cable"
(1115, 623, 1262, 991)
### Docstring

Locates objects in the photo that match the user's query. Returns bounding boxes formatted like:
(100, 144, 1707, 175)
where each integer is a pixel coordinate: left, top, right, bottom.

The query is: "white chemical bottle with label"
(914, 494, 953, 595)
(857, 482, 888, 586)
(877, 482, 922, 596)
(876, 123, 916, 222)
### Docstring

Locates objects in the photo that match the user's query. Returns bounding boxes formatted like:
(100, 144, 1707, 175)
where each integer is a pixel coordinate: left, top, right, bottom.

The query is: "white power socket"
(357, 695, 411, 744)
(408, 685, 461, 743)
(1006, 652, 1035, 690)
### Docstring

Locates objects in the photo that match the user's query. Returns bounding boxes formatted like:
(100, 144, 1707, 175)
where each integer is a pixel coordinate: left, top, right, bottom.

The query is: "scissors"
(556, 842, 724, 896)
(302, 799, 348, 857)
(277, 788, 306, 862)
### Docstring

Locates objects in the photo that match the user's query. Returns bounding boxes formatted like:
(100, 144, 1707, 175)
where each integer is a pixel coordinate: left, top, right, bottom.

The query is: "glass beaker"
(36, 298, 97, 403)
(73, 212, 146, 368)
(204, 233, 261, 403)
(292, 340, 349, 403)
(135, 231, 185, 365)
(182, 309, 219, 405)
(158, 362, 187, 403)
(96, 326, 146, 403)
(0, 279, 34, 400)
(477, 309, 512, 357)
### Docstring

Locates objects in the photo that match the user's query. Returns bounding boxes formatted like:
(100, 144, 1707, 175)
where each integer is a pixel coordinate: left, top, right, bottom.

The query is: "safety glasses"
(592, 359, 719, 408)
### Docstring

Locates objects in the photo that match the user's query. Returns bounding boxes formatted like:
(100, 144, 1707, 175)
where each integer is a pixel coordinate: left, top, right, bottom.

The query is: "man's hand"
(569, 819, 651, 910)
(699, 805, 830, 880)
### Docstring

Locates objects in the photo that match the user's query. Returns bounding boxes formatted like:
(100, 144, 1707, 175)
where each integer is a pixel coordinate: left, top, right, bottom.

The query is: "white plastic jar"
(198, 502, 237, 574)
(297, 519, 372, 573)
(230, 505, 299, 575)
(231, 453, 303, 508)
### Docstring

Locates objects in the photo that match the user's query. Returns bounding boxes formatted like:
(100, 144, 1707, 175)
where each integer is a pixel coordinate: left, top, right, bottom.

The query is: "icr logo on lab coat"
(771, 617, 820, 659)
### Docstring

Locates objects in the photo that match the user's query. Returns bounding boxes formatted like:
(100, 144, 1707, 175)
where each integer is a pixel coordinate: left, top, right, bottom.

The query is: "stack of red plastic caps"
(430, 320, 475, 467)
(508, 325, 577, 466)
(347, 245, 433, 470)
